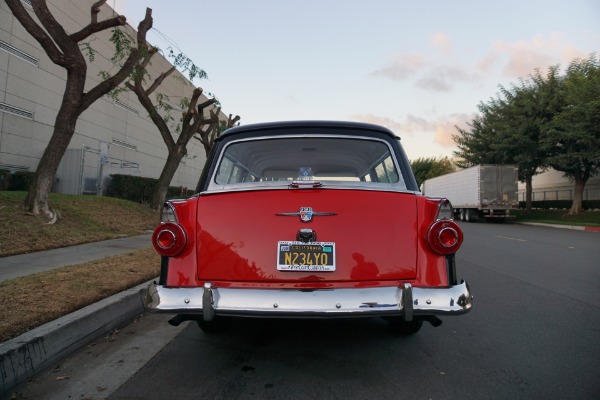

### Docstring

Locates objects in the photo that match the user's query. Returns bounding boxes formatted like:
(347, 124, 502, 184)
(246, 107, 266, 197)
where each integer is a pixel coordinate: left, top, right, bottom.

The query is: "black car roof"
(219, 120, 400, 141)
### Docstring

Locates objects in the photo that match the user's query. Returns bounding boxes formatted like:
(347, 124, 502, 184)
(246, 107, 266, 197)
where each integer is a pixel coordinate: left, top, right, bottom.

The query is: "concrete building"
(0, 0, 228, 195)
(517, 169, 600, 203)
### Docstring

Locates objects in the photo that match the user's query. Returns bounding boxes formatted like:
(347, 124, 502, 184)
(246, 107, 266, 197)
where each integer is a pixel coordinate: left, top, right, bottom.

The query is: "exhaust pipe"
(168, 314, 199, 326)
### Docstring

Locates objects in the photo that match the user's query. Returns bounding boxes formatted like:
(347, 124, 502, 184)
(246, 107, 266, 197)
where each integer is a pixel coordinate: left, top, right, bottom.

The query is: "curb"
(0, 280, 153, 396)
(517, 222, 600, 232)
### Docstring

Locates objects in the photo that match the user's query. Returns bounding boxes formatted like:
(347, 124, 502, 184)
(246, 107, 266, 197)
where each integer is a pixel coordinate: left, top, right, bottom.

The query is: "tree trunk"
(24, 75, 83, 221)
(568, 177, 586, 215)
(524, 174, 533, 213)
(151, 149, 186, 210)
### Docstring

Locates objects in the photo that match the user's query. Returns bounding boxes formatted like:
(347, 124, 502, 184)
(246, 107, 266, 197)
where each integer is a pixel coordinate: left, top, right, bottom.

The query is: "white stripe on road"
(495, 235, 527, 242)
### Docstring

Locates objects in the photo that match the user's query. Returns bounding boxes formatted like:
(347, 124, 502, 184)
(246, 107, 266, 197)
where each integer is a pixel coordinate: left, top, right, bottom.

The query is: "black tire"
(386, 318, 423, 335)
(459, 209, 465, 222)
(197, 316, 231, 333)
(465, 209, 471, 222)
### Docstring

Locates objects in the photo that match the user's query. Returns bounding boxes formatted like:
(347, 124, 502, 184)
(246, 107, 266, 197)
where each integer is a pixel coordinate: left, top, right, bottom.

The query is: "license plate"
(277, 241, 335, 271)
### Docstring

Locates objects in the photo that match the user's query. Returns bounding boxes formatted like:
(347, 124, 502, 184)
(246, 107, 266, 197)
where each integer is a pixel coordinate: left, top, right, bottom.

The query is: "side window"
(373, 155, 398, 183)
(215, 156, 257, 184)
(215, 157, 235, 184)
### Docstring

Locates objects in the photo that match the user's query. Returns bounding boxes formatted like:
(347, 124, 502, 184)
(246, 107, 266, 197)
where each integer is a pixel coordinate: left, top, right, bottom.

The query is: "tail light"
(152, 222, 187, 257)
(427, 219, 463, 255)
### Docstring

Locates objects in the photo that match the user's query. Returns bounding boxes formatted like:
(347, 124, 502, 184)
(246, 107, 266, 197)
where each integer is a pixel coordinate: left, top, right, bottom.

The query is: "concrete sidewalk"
(0, 234, 152, 282)
(0, 234, 155, 396)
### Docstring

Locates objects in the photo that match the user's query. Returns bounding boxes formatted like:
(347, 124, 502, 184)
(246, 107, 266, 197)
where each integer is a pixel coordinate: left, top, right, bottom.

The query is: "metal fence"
(518, 186, 600, 202)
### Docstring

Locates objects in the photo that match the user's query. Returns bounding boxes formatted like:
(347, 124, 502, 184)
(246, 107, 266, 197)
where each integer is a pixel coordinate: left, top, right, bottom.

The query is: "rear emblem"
(276, 207, 337, 223)
(300, 207, 313, 222)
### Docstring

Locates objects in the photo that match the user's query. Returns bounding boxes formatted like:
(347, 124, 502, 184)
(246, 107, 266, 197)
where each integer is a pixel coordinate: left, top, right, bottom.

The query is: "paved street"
(14, 223, 600, 400)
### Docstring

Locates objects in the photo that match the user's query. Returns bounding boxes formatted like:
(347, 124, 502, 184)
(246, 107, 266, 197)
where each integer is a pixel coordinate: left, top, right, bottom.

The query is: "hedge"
(0, 170, 10, 191)
(519, 200, 600, 210)
(0, 170, 36, 191)
(107, 174, 192, 203)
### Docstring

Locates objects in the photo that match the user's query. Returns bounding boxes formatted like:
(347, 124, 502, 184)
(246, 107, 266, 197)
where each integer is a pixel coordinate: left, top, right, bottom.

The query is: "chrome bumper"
(144, 281, 472, 321)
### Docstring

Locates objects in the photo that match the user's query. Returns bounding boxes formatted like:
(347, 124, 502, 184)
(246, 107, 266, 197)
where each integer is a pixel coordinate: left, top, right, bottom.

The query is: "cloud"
(433, 113, 475, 148)
(431, 33, 452, 56)
(371, 38, 481, 92)
(478, 34, 589, 78)
(416, 66, 481, 92)
(349, 113, 476, 149)
(371, 54, 424, 81)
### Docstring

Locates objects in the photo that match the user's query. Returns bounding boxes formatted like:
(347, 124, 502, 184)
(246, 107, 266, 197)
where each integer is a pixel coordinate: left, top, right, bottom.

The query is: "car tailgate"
(196, 189, 418, 283)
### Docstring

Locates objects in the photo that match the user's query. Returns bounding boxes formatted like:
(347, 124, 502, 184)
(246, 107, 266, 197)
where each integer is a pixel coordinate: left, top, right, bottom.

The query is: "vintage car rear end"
(145, 121, 472, 334)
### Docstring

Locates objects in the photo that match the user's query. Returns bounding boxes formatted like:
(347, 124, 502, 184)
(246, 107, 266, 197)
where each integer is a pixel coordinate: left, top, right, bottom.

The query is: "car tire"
(197, 316, 231, 333)
(459, 209, 465, 222)
(386, 318, 423, 335)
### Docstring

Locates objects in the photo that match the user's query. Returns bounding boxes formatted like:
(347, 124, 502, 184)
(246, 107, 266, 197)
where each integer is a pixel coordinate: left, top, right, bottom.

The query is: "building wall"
(0, 0, 225, 194)
(517, 168, 600, 202)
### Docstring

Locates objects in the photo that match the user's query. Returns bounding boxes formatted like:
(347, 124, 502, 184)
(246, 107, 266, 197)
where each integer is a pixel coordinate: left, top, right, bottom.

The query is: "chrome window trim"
(206, 134, 408, 192)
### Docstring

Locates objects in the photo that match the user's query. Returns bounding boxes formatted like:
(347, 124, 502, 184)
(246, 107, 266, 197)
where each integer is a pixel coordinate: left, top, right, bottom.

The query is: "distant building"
(517, 169, 600, 202)
(0, 0, 229, 195)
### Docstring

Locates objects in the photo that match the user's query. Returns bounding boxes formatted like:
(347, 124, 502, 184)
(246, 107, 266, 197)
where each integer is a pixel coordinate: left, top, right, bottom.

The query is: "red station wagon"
(144, 121, 473, 334)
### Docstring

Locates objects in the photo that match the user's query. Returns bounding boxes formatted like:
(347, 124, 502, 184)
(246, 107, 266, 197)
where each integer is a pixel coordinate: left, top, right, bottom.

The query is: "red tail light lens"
(152, 222, 187, 257)
(427, 220, 463, 255)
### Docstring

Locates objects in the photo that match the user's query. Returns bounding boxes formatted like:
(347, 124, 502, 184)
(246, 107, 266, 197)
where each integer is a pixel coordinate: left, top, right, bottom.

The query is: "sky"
(111, 0, 600, 160)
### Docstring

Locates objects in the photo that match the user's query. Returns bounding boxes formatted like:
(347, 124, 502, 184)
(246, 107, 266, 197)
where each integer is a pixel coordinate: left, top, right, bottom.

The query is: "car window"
(213, 137, 406, 188)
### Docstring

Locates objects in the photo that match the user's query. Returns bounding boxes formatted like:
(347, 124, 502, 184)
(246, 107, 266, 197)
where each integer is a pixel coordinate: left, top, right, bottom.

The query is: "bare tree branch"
(147, 65, 176, 96)
(70, 15, 126, 43)
(81, 8, 153, 111)
(5, 0, 66, 66)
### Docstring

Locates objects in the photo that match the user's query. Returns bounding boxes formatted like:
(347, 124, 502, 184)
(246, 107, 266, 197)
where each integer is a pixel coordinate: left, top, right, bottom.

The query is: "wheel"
(459, 209, 465, 222)
(386, 318, 423, 335)
(197, 316, 231, 333)
(464, 209, 471, 222)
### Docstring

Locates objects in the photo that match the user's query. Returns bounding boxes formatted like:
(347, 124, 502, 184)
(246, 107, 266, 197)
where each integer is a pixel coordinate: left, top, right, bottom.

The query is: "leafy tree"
(5, 0, 153, 222)
(543, 55, 600, 215)
(453, 67, 561, 212)
(411, 157, 456, 188)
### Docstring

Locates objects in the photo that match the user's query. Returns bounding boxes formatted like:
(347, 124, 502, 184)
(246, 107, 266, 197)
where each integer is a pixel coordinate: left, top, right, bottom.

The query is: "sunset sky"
(112, 0, 600, 160)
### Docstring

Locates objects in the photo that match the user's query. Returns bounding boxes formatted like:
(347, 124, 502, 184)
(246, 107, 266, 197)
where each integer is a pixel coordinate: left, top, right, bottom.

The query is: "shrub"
(0, 170, 10, 191)
(108, 174, 193, 203)
(519, 200, 600, 210)
(7, 171, 35, 191)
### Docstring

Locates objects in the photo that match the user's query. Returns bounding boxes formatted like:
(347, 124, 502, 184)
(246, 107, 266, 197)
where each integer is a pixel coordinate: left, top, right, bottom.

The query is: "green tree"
(5, 0, 153, 222)
(453, 67, 561, 212)
(411, 157, 455, 188)
(543, 54, 600, 215)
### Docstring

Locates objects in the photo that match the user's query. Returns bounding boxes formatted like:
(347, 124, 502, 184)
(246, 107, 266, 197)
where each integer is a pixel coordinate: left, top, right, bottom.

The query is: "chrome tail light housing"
(427, 219, 463, 255)
(152, 222, 187, 257)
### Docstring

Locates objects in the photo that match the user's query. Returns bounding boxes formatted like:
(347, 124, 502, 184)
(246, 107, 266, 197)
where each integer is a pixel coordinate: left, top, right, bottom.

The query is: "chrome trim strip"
(199, 187, 422, 196)
(144, 281, 472, 319)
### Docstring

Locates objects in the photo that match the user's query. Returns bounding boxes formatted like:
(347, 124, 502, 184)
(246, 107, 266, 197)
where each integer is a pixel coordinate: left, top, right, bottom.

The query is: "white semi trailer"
(421, 165, 519, 222)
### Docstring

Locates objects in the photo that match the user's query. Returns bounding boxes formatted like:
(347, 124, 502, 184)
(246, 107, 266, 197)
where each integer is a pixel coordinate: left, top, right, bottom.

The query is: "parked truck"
(421, 164, 519, 222)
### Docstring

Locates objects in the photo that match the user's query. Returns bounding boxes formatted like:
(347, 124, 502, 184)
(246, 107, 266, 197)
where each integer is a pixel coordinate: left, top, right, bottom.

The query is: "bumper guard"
(144, 281, 473, 322)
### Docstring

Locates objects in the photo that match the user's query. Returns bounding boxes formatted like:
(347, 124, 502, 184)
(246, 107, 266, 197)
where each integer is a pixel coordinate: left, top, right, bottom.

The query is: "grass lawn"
(0, 192, 160, 341)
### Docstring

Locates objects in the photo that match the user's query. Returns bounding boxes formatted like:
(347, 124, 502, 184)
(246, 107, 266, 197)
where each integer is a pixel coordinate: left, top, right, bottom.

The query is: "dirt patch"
(0, 248, 160, 342)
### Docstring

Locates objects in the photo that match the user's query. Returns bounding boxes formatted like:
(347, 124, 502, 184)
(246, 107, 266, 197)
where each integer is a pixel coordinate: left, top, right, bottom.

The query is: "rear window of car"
(211, 136, 406, 190)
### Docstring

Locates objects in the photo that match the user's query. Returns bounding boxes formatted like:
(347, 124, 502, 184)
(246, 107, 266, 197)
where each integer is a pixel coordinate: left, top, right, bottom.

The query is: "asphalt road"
(14, 223, 600, 400)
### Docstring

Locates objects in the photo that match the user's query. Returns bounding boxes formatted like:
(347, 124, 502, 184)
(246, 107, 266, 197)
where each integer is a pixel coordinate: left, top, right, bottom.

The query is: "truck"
(421, 164, 519, 222)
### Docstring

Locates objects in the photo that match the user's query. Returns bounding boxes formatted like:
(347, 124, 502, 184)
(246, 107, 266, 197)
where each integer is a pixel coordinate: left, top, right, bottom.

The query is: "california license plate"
(277, 241, 335, 271)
